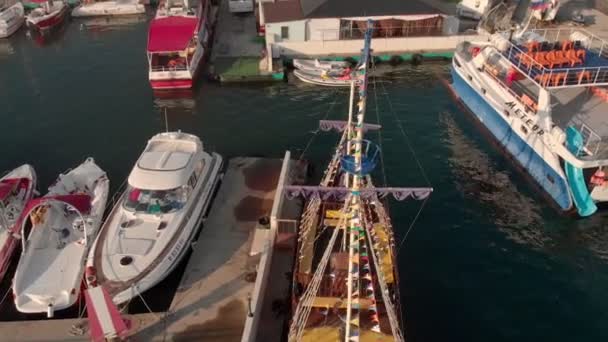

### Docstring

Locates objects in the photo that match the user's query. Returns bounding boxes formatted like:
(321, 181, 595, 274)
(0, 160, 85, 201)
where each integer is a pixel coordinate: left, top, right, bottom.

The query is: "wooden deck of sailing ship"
(284, 20, 433, 342)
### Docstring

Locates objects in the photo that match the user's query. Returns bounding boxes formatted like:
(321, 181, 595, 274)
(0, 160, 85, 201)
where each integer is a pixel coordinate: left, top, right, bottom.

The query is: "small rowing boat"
(293, 58, 350, 73)
(293, 68, 353, 87)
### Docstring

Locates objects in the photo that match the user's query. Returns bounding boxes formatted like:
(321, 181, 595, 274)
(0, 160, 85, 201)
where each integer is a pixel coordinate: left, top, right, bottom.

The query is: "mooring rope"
(298, 89, 341, 160)
(397, 196, 430, 255)
(371, 72, 389, 188)
(378, 79, 432, 187)
(378, 73, 432, 253)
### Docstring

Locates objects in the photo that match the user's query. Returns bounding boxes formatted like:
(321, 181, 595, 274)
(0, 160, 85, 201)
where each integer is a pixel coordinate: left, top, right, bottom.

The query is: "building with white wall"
(259, 0, 469, 58)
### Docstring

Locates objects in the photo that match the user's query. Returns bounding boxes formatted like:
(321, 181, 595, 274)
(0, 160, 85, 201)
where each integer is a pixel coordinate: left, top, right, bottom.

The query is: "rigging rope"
(289, 199, 349, 341)
(397, 196, 430, 255)
(0, 286, 12, 308)
(378, 79, 432, 187)
(299, 89, 341, 161)
(377, 77, 431, 254)
(371, 71, 388, 188)
(363, 201, 404, 341)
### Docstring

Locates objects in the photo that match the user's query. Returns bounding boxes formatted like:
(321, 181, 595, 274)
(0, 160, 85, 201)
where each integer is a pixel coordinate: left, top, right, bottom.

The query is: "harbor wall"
(271, 33, 488, 58)
(240, 151, 292, 342)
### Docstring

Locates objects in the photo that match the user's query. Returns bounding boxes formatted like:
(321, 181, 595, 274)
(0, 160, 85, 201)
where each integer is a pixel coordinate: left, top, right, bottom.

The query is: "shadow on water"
(441, 103, 608, 262)
(440, 111, 548, 248)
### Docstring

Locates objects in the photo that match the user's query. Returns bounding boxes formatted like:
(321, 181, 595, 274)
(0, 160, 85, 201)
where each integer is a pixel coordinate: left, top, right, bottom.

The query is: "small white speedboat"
(293, 59, 350, 73)
(72, 0, 145, 17)
(0, 0, 25, 38)
(12, 158, 109, 317)
(0, 165, 36, 282)
(86, 132, 222, 304)
(293, 69, 353, 87)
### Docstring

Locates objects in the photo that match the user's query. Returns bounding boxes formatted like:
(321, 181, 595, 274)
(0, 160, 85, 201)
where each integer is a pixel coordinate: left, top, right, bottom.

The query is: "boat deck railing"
(569, 120, 605, 159)
(528, 28, 608, 55)
(150, 65, 188, 72)
(499, 28, 608, 89)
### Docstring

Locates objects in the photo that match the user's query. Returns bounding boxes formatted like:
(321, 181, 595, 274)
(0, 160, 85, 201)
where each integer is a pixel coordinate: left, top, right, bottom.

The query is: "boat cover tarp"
(147, 16, 197, 53)
(85, 286, 129, 342)
(13, 194, 92, 233)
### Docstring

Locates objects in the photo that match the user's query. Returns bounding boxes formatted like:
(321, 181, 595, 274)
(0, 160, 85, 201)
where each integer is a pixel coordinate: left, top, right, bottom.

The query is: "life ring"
(168, 60, 177, 68)
(471, 47, 481, 57)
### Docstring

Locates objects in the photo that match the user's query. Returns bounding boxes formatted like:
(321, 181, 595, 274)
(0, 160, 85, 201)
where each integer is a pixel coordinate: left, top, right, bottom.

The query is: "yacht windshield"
(124, 186, 188, 214)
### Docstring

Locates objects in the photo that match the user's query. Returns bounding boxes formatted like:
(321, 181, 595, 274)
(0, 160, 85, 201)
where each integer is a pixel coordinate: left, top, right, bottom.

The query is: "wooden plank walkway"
(134, 157, 287, 341)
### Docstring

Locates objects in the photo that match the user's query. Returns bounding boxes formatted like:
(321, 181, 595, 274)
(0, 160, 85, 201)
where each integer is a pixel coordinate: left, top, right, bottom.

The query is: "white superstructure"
(451, 28, 608, 217)
(86, 132, 222, 304)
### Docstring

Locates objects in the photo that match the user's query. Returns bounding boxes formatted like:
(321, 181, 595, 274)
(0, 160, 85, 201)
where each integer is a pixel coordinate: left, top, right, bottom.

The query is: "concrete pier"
(209, 0, 284, 82)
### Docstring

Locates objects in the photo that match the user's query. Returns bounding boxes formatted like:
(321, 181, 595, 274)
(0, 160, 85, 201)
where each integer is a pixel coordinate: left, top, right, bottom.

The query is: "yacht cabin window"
(124, 186, 188, 214)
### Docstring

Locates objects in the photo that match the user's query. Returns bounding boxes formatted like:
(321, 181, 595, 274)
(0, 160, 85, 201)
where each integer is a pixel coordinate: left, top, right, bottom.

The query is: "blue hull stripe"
(451, 67, 573, 210)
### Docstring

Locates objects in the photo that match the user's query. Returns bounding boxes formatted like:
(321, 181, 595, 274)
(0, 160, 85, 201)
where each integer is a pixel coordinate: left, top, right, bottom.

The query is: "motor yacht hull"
(87, 132, 223, 304)
(450, 58, 572, 211)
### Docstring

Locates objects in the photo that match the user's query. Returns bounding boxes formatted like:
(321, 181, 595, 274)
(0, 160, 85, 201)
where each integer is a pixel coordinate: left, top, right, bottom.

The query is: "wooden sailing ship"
(284, 20, 433, 342)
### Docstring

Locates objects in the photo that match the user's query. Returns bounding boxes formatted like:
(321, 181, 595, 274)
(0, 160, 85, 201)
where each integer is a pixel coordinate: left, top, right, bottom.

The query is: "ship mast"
(344, 19, 373, 342)
(285, 19, 433, 342)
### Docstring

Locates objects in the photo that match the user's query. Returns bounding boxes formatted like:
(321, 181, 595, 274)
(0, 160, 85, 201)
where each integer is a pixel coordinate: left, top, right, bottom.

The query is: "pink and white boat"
(0, 165, 36, 282)
(26, 0, 69, 31)
(146, 0, 212, 90)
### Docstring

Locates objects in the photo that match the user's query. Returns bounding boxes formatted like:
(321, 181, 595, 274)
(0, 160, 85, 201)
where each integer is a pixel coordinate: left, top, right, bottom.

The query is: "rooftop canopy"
(128, 151, 195, 190)
(147, 16, 198, 53)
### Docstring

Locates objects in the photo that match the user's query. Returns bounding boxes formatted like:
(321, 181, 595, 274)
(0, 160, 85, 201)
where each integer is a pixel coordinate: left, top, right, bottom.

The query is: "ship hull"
(450, 65, 572, 211)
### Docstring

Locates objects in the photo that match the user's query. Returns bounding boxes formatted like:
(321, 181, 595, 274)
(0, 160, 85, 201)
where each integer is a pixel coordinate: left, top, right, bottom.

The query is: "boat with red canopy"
(0, 165, 36, 283)
(12, 158, 109, 317)
(147, 0, 212, 90)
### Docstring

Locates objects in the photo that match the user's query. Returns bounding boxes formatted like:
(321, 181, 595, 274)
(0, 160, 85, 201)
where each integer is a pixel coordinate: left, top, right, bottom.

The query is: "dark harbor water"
(1, 16, 608, 341)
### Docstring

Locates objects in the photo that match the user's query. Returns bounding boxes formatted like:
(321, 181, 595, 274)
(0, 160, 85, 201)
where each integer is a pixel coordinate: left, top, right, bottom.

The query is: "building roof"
(263, 0, 442, 24)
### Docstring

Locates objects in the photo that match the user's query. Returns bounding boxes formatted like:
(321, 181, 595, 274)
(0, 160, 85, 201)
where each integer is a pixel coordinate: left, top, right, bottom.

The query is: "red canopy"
(13, 194, 92, 234)
(0, 179, 20, 201)
(147, 16, 198, 53)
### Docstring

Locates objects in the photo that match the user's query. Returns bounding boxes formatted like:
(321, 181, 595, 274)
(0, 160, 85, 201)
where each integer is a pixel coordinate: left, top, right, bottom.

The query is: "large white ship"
(451, 28, 608, 217)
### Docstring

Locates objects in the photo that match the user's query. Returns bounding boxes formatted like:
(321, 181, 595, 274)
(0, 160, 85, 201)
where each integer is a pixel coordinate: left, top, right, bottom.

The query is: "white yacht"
(86, 132, 222, 304)
(0, 0, 24, 38)
(71, 0, 145, 17)
(451, 28, 608, 217)
(12, 158, 109, 317)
